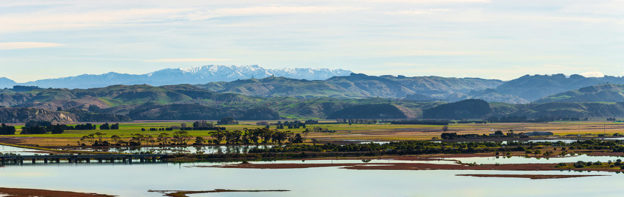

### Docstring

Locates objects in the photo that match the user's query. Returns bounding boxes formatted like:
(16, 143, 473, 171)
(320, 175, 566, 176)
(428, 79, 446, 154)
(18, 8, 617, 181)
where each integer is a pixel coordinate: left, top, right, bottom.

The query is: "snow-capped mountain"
(11, 65, 351, 89)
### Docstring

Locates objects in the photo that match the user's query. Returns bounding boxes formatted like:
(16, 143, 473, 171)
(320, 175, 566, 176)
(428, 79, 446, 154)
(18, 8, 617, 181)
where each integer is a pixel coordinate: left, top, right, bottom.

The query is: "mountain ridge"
(4, 68, 624, 104)
(1, 65, 352, 89)
(488, 74, 624, 101)
(199, 73, 504, 100)
(3, 83, 624, 122)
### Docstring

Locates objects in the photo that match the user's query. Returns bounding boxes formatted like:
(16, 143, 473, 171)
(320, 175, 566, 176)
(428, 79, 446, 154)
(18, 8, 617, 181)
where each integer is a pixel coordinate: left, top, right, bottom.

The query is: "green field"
(3, 121, 624, 147)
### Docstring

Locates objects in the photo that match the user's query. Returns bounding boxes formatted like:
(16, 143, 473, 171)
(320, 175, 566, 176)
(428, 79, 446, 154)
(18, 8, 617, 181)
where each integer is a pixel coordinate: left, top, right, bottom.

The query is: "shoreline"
(0, 187, 113, 197)
(149, 189, 290, 197)
(200, 162, 624, 173)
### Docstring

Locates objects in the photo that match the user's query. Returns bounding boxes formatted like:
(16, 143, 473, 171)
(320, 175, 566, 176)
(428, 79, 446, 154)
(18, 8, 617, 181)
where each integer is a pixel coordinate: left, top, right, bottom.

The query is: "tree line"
(0, 121, 122, 135)
(78, 128, 305, 147)
(0, 124, 16, 135)
(250, 140, 624, 156)
(21, 121, 65, 134)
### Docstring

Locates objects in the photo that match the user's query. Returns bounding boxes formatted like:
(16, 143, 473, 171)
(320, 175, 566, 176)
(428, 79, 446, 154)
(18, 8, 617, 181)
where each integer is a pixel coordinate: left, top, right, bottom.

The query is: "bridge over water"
(0, 154, 167, 165)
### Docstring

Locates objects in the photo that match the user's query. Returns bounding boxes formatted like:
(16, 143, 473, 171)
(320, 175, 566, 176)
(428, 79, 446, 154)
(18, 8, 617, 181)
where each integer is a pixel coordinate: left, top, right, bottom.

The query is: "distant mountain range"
(483, 74, 624, 102)
(2, 66, 624, 104)
(3, 64, 624, 122)
(0, 65, 352, 89)
(3, 82, 624, 122)
(198, 73, 624, 104)
(199, 73, 503, 100)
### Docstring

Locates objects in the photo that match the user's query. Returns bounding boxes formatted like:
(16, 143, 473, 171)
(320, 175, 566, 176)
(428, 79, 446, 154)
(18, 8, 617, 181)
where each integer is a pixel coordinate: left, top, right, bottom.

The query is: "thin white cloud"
(0, 42, 62, 50)
(145, 58, 231, 62)
(0, 8, 191, 33)
(385, 9, 451, 15)
(0, 5, 363, 33)
(386, 50, 488, 56)
(366, 0, 490, 3)
(185, 6, 365, 21)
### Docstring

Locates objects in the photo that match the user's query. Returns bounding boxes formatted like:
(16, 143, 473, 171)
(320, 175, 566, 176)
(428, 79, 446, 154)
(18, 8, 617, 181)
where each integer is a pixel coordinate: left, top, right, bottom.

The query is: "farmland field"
(3, 120, 624, 147)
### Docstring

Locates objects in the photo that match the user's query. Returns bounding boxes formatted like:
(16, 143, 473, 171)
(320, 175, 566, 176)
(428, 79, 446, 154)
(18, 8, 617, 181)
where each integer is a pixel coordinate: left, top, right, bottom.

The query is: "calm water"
(0, 162, 622, 197)
(2, 145, 624, 196)
(0, 145, 49, 155)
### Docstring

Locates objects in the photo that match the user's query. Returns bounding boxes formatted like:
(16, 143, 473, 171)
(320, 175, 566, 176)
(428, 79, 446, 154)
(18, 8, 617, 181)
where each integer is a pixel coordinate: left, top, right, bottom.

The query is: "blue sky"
(0, 0, 622, 82)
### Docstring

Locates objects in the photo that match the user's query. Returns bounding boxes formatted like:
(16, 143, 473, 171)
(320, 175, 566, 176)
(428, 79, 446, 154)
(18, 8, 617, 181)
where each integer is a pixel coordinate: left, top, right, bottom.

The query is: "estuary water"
(2, 145, 624, 197)
(0, 162, 622, 197)
(0, 145, 49, 155)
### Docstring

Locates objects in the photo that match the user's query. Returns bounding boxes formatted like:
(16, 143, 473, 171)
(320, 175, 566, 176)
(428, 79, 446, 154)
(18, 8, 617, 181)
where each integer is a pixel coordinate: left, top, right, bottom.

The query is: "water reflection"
(0, 145, 49, 156)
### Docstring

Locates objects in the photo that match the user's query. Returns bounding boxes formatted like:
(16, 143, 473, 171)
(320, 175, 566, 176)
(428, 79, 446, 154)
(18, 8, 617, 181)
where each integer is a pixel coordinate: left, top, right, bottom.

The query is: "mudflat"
(205, 162, 621, 173)
(0, 187, 113, 197)
(455, 174, 606, 179)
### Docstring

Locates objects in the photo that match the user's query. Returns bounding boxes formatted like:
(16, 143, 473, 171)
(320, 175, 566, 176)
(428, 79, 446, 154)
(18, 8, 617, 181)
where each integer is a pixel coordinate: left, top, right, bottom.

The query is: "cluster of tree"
(141, 128, 172, 131)
(0, 123, 16, 135)
(440, 130, 529, 140)
(275, 121, 306, 129)
(64, 123, 97, 130)
(336, 119, 378, 125)
(304, 120, 319, 124)
(176, 121, 225, 130)
(211, 128, 302, 145)
(79, 132, 187, 146)
(217, 117, 238, 125)
(250, 140, 624, 156)
(78, 128, 305, 147)
(303, 127, 336, 133)
(79, 132, 113, 146)
(250, 141, 519, 154)
(562, 159, 624, 170)
(193, 120, 212, 128)
(99, 123, 119, 130)
(11, 85, 40, 92)
(21, 121, 65, 134)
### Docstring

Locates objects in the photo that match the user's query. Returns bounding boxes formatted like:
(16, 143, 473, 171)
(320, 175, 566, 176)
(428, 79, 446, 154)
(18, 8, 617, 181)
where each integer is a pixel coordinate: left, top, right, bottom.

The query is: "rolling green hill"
(4, 82, 624, 122)
(0, 84, 436, 122)
(488, 74, 624, 102)
(536, 84, 624, 103)
(199, 73, 502, 100)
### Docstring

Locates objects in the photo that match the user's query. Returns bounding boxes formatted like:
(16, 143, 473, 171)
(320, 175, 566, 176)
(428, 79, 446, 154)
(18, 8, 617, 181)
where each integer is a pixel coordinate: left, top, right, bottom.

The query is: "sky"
(0, 0, 622, 82)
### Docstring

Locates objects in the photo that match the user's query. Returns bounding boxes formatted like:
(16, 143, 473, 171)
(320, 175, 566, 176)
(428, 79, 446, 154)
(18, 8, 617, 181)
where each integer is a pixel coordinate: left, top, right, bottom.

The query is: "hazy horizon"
(1, 0, 622, 81)
(0, 64, 617, 83)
